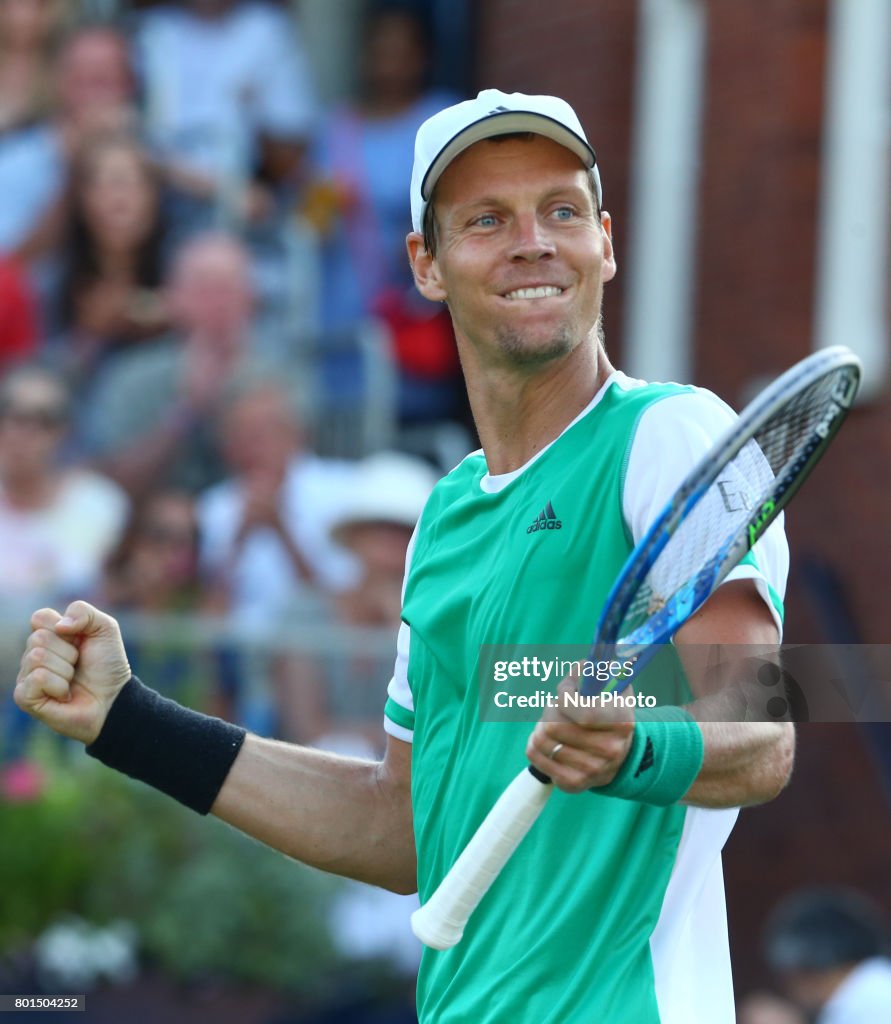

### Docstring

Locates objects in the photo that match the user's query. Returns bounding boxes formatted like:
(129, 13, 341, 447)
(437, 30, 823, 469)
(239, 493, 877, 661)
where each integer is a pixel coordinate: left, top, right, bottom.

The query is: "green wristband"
(595, 706, 704, 806)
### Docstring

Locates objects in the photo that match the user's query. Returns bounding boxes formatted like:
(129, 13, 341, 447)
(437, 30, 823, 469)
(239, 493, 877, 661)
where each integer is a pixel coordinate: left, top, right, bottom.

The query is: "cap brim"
(331, 515, 417, 545)
(421, 110, 599, 204)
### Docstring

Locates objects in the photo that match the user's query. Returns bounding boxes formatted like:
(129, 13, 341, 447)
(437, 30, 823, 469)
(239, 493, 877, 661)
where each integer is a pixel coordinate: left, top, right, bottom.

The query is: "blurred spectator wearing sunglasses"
(101, 489, 202, 616)
(0, 364, 128, 616)
(96, 489, 229, 715)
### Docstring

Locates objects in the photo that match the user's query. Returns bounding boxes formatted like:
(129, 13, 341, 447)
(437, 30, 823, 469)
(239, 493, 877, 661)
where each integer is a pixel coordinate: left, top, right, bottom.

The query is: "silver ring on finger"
(548, 742, 564, 760)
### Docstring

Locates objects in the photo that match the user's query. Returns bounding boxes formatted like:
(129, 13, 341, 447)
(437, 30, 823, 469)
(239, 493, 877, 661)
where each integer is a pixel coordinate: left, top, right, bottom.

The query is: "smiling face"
(408, 135, 615, 372)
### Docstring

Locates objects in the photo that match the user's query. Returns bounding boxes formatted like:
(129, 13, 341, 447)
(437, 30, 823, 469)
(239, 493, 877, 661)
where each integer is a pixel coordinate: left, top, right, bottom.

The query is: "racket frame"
(591, 345, 861, 679)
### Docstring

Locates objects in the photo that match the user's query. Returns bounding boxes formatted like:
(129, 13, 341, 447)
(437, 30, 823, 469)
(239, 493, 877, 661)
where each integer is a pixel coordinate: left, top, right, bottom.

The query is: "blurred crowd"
(737, 887, 891, 1024)
(0, 0, 468, 755)
(4, 8, 891, 1022)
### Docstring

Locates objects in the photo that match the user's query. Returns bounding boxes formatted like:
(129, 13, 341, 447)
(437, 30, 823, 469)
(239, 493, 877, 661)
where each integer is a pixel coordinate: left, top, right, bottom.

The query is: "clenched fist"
(14, 601, 132, 745)
(526, 677, 635, 793)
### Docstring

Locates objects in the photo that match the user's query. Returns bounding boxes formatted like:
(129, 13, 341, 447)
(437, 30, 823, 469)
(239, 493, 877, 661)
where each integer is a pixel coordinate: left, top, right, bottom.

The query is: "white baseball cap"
(410, 88, 601, 233)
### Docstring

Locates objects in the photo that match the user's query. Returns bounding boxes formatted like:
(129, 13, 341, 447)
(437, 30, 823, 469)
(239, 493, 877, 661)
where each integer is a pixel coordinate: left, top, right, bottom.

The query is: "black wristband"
(86, 676, 247, 815)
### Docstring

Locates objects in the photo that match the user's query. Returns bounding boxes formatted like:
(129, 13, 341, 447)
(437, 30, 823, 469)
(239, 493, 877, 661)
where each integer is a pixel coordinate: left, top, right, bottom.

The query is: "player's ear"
(600, 211, 617, 283)
(407, 232, 448, 303)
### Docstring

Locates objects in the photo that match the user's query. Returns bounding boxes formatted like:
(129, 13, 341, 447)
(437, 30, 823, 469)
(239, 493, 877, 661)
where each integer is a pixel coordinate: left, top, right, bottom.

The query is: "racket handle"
(411, 766, 553, 950)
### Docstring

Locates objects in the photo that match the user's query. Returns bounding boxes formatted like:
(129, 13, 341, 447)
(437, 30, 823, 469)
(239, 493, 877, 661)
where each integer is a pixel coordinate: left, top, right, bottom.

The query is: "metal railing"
(0, 610, 400, 756)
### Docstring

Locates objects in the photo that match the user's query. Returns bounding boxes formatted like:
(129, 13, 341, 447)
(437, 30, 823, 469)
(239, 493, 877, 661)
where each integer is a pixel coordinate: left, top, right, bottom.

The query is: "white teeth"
(504, 286, 563, 300)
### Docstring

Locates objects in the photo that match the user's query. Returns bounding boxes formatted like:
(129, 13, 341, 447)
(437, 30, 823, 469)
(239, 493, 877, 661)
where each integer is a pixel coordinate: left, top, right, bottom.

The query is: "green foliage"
(141, 827, 338, 994)
(0, 755, 95, 950)
(0, 739, 342, 993)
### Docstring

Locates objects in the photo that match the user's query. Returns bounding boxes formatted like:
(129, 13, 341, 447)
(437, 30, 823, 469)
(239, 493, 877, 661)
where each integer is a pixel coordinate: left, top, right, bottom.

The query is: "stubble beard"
(494, 319, 576, 367)
(494, 314, 605, 368)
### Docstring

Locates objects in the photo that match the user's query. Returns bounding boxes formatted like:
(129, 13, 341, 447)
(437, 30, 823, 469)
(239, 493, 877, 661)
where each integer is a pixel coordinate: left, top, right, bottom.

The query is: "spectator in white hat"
(330, 451, 438, 630)
(276, 451, 437, 754)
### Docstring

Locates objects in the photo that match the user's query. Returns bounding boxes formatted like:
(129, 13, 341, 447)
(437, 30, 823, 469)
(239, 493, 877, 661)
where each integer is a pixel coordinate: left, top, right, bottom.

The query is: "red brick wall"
(476, 0, 639, 363)
(695, 0, 828, 395)
(476, 0, 891, 1001)
(691, 0, 891, 651)
(725, 724, 891, 994)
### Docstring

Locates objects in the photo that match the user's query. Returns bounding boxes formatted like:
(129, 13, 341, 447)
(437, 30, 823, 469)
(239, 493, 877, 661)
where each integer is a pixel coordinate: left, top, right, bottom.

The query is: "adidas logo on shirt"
(527, 501, 562, 534)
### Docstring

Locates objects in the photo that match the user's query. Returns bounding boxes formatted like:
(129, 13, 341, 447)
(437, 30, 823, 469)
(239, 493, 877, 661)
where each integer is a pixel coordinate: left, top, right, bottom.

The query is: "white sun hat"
(330, 452, 439, 544)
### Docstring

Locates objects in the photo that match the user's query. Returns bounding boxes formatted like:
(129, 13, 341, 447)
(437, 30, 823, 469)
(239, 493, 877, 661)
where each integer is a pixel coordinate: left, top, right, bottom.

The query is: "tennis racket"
(411, 345, 861, 950)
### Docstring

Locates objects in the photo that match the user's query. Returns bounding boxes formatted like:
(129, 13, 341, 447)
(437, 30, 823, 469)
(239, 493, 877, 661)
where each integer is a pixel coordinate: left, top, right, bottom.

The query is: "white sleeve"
(623, 389, 789, 634)
(383, 528, 418, 743)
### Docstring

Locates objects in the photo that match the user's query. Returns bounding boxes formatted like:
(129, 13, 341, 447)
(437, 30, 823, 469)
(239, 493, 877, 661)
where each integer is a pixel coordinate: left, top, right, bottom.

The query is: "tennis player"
(15, 90, 793, 1024)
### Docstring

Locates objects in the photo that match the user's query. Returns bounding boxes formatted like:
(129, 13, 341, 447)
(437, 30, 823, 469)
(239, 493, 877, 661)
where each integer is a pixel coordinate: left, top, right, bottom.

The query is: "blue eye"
(475, 214, 498, 227)
(553, 207, 575, 220)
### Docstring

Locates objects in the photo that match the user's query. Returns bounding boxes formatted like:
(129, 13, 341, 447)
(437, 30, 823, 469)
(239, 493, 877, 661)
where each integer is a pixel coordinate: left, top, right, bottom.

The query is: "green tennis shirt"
(384, 374, 787, 1024)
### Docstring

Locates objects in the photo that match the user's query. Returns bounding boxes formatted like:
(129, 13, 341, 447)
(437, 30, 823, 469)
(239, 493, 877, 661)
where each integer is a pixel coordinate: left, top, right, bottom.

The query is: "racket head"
(590, 346, 861, 673)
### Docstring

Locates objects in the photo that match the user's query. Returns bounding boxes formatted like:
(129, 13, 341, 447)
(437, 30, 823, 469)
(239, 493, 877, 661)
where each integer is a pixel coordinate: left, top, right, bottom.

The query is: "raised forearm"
(683, 719, 795, 808)
(212, 734, 417, 894)
(673, 580, 794, 807)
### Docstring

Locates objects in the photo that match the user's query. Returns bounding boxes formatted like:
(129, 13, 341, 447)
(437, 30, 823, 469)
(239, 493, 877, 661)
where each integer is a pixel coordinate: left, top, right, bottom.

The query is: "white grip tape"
(411, 767, 552, 950)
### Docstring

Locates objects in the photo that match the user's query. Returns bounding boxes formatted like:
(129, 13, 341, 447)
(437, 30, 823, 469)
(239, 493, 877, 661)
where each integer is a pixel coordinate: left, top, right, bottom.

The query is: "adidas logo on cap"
(527, 501, 562, 534)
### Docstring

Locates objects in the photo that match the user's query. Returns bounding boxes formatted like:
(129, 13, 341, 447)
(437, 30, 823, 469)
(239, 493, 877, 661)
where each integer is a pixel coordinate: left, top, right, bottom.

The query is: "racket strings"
(617, 368, 852, 641)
